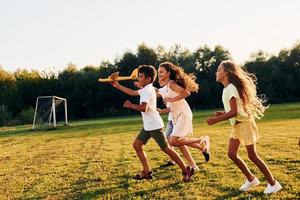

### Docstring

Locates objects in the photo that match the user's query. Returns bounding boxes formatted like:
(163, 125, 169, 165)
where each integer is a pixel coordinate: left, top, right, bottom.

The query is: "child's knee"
(133, 140, 143, 151)
(170, 137, 180, 147)
(248, 152, 259, 162)
(227, 151, 237, 160)
(161, 145, 175, 154)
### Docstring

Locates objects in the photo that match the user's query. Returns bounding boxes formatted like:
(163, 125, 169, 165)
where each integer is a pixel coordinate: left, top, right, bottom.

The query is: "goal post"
(32, 96, 68, 130)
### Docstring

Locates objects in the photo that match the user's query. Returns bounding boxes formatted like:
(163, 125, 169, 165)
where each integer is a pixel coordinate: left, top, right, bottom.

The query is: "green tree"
(0, 67, 17, 121)
(136, 43, 158, 66)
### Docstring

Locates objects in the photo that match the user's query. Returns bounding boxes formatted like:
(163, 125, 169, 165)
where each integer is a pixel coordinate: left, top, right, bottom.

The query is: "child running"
(134, 80, 201, 171)
(157, 80, 202, 172)
(110, 65, 194, 182)
(157, 62, 210, 161)
(206, 60, 282, 194)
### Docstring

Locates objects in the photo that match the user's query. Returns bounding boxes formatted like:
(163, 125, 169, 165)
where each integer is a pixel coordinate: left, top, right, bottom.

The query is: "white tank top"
(166, 81, 193, 120)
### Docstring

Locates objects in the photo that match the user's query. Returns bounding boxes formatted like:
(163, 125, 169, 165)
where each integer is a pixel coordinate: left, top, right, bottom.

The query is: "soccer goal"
(32, 96, 68, 130)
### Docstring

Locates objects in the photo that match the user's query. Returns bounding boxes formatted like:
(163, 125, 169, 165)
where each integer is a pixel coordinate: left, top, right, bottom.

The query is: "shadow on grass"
(131, 181, 183, 196)
(0, 126, 73, 139)
(215, 186, 269, 200)
(82, 181, 184, 199)
(0, 128, 32, 138)
(85, 166, 185, 199)
(71, 186, 120, 200)
(0, 119, 140, 138)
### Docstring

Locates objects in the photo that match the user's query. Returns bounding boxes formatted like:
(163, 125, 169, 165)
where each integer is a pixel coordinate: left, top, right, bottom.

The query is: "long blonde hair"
(159, 62, 199, 92)
(221, 60, 267, 119)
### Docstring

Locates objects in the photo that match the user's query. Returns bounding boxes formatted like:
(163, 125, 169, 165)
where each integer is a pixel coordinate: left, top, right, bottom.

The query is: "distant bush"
(15, 107, 34, 124)
(0, 109, 12, 126)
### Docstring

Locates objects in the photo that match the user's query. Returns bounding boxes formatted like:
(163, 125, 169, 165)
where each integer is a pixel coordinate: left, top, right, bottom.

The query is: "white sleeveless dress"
(165, 82, 193, 138)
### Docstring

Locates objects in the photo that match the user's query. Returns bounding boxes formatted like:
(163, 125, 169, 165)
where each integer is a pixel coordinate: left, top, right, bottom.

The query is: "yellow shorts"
(230, 119, 259, 146)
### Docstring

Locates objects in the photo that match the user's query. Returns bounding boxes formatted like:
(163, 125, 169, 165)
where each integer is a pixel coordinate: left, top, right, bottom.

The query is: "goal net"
(32, 96, 68, 130)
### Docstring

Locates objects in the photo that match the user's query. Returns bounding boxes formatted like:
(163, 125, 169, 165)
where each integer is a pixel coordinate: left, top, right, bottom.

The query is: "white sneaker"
(192, 166, 200, 173)
(201, 136, 210, 162)
(204, 136, 210, 153)
(239, 177, 260, 191)
(264, 180, 282, 194)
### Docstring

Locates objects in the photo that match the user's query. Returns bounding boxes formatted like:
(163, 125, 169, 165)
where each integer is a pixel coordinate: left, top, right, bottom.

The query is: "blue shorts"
(164, 120, 173, 138)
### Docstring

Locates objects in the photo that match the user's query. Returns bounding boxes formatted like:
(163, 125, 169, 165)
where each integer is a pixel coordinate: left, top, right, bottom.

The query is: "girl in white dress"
(158, 62, 210, 161)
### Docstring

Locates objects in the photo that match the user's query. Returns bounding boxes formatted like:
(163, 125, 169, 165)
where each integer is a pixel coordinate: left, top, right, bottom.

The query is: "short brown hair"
(138, 65, 157, 83)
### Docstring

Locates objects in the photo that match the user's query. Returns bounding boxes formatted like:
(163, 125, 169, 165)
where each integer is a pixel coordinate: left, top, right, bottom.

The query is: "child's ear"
(146, 77, 152, 83)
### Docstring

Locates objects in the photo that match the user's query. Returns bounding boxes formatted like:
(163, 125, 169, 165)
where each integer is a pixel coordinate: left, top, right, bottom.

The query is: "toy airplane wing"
(98, 68, 138, 82)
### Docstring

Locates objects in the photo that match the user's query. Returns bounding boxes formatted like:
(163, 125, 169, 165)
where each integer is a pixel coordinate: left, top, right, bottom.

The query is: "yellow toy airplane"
(98, 68, 139, 82)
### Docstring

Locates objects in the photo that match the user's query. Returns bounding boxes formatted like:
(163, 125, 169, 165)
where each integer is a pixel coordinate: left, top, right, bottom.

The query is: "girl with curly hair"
(158, 62, 210, 163)
(207, 60, 282, 194)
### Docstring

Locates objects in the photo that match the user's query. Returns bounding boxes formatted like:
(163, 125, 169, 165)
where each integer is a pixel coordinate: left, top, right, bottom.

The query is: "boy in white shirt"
(110, 65, 194, 182)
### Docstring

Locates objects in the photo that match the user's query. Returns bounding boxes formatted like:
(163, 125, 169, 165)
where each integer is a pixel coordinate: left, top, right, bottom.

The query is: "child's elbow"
(230, 110, 237, 118)
(141, 106, 147, 112)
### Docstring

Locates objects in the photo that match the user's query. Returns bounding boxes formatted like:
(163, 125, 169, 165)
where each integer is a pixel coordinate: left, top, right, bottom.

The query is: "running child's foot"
(134, 170, 153, 180)
(201, 136, 210, 162)
(182, 166, 194, 182)
(264, 180, 282, 194)
(239, 176, 260, 191)
(160, 160, 176, 168)
(192, 165, 200, 173)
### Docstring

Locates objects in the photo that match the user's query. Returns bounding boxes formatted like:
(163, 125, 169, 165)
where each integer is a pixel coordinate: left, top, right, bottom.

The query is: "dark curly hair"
(159, 62, 199, 92)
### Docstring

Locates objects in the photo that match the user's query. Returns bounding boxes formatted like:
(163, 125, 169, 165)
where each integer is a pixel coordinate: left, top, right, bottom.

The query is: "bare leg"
(246, 143, 275, 185)
(162, 146, 187, 172)
(133, 139, 151, 172)
(167, 137, 175, 162)
(170, 136, 205, 151)
(170, 136, 201, 146)
(228, 138, 254, 181)
(178, 145, 197, 167)
(185, 142, 205, 151)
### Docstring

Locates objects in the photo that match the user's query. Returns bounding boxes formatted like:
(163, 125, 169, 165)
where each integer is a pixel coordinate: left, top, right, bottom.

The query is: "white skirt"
(171, 112, 193, 138)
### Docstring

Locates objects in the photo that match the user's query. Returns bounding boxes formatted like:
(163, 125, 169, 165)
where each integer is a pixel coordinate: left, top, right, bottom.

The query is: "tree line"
(1, 42, 300, 125)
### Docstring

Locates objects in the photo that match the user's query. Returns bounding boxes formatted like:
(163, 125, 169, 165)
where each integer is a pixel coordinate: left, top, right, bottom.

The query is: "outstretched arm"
(110, 81, 139, 96)
(207, 97, 237, 126)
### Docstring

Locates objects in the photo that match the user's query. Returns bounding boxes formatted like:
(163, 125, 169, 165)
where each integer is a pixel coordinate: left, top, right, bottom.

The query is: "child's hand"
(109, 81, 119, 88)
(123, 100, 132, 108)
(214, 111, 225, 117)
(133, 82, 142, 89)
(207, 117, 217, 126)
(164, 97, 174, 103)
(157, 108, 162, 114)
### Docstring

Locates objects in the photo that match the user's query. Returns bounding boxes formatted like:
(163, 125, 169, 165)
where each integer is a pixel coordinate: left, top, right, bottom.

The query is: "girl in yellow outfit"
(207, 60, 282, 194)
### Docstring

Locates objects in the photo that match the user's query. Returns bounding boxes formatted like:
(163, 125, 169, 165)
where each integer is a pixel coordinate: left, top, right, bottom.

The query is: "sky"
(1, 0, 300, 72)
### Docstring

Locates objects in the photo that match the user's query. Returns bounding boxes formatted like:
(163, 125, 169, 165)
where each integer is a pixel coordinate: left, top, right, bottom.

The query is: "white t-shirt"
(222, 83, 248, 125)
(138, 84, 164, 131)
(158, 86, 172, 121)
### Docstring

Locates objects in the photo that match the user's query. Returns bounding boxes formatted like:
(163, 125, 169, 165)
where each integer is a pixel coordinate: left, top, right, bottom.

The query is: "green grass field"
(0, 103, 299, 200)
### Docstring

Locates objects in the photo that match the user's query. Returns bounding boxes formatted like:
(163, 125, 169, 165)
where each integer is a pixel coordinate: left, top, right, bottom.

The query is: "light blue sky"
(1, 0, 300, 72)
